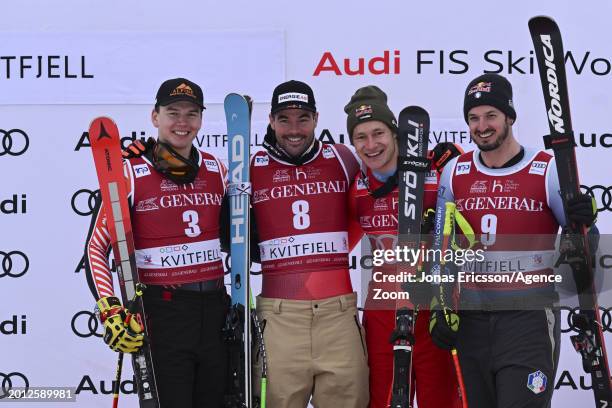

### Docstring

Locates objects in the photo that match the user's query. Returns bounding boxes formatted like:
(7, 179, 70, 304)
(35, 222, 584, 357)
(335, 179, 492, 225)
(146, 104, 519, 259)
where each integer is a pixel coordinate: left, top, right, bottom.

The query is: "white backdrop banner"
(0, 31, 284, 104)
(0, 2, 611, 407)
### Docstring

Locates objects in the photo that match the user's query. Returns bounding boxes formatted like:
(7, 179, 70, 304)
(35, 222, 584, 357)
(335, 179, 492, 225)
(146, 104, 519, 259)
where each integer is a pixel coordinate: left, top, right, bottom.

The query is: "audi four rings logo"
(581, 184, 612, 212)
(71, 310, 103, 338)
(0, 129, 29, 156)
(0, 372, 29, 399)
(560, 306, 612, 333)
(0, 251, 29, 278)
(71, 189, 100, 216)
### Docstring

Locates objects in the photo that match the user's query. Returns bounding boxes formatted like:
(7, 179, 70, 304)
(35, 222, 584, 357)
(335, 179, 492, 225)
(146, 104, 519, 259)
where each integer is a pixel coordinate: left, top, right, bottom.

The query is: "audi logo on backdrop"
(0, 129, 29, 156)
(0, 251, 29, 278)
(0, 372, 29, 399)
(71, 189, 99, 216)
(581, 185, 612, 212)
(559, 306, 612, 334)
(71, 310, 103, 338)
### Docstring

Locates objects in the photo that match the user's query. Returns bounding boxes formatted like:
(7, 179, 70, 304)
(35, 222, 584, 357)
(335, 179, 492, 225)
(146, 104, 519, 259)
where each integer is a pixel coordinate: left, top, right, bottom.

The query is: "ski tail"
(529, 16, 612, 407)
(388, 106, 430, 408)
(89, 117, 159, 407)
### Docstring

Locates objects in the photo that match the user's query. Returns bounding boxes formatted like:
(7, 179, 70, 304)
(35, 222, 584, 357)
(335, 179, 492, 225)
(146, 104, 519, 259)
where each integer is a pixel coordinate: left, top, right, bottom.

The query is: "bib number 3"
(183, 210, 202, 237)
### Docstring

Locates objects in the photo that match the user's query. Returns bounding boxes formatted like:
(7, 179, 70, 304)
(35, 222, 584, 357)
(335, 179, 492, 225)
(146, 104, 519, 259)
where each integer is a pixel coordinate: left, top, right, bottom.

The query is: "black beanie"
(344, 86, 397, 142)
(463, 73, 516, 123)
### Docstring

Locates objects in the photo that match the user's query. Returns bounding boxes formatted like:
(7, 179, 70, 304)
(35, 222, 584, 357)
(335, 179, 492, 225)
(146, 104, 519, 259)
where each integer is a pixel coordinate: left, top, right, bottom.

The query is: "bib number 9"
(481, 214, 497, 246)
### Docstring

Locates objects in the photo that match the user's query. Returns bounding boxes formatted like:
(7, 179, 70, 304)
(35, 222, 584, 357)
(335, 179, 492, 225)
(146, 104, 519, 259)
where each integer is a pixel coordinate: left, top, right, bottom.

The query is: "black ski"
(389, 106, 430, 408)
(529, 16, 612, 407)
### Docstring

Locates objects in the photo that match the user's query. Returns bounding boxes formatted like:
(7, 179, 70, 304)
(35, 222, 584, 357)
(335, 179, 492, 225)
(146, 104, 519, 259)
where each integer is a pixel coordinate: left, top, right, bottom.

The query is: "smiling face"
(270, 108, 318, 158)
(151, 101, 202, 158)
(467, 105, 513, 152)
(351, 120, 397, 174)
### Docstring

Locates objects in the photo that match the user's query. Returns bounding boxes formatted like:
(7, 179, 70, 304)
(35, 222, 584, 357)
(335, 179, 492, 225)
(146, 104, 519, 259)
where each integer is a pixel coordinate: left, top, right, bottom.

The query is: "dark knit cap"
(344, 86, 397, 142)
(463, 73, 516, 123)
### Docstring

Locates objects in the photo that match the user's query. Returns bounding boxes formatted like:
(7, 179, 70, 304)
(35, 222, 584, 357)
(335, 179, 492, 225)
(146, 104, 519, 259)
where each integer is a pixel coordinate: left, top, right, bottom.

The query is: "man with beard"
(345, 85, 463, 408)
(245, 80, 367, 407)
(429, 73, 598, 408)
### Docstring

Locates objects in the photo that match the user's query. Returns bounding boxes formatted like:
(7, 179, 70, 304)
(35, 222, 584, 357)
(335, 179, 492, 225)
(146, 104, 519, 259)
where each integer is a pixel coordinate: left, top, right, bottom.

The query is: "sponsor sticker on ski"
(133, 164, 151, 178)
(455, 162, 472, 175)
(529, 161, 547, 175)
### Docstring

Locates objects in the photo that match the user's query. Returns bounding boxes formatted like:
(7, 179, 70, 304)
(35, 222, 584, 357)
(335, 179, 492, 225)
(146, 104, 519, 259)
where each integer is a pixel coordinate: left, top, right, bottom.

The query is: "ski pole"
(112, 283, 146, 408)
(440, 202, 469, 408)
(250, 291, 267, 408)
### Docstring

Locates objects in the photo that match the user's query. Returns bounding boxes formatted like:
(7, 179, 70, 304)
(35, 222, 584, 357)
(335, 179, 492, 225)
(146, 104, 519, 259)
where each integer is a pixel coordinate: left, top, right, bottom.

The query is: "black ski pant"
(456, 309, 560, 408)
(144, 286, 229, 408)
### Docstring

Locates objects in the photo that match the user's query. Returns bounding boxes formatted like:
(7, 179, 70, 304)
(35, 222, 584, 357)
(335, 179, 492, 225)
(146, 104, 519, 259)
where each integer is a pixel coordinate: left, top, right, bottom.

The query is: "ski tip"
(528, 15, 559, 30)
(224, 93, 247, 104)
(398, 105, 430, 122)
(89, 116, 116, 130)
(88, 116, 119, 142)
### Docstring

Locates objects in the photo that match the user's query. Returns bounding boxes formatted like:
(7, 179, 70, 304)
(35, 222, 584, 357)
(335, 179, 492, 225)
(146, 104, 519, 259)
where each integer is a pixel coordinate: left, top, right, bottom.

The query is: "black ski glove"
(429, 296, 459, 350)
(429, 142, 464, 173)
(566, 193, 597, 227)
(122, 137, 156, 159)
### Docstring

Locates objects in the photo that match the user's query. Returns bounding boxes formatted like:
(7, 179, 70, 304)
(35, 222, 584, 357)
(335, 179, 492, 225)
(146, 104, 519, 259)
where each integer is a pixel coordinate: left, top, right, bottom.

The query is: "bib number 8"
(292, 200, 310, 230)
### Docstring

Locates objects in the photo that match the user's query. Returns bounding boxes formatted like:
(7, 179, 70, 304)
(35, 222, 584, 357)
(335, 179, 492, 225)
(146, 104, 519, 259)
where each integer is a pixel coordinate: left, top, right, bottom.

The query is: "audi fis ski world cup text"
(313, 49, 612, 76)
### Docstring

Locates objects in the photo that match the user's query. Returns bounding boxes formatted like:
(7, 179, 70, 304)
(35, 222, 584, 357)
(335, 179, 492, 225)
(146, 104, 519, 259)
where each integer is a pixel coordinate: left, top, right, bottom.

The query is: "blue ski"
(224, 94, 253, 408)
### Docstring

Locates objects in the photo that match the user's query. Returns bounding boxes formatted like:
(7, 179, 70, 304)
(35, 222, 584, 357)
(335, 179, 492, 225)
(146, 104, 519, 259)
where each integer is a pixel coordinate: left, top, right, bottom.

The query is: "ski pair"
(388, 107, 468, 408)
(529, 16, 612, 407)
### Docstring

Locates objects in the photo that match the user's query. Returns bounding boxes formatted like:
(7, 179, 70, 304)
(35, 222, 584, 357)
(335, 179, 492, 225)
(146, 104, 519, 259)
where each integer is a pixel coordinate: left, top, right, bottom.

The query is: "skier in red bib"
(345, 85, 463, 408)
(84, 78, 229, 407)
(428, 73, 598, 408)
(245, 80, 368, 407)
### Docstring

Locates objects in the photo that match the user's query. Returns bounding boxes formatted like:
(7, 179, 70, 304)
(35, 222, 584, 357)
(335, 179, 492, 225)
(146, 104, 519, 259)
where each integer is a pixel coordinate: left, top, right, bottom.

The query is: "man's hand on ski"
(121, 137, 156, 159)
(96, 296, 144, 353)
(428, 296, 459, 350)
(566, 193, 597, 227)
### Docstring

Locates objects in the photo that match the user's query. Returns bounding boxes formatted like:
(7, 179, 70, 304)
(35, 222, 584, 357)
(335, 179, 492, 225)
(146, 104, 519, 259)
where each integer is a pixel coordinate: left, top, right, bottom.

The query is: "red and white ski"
(89, 117, 159, 408)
